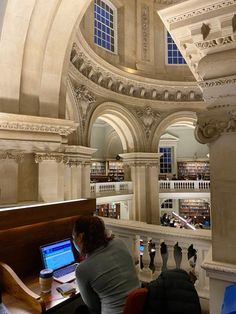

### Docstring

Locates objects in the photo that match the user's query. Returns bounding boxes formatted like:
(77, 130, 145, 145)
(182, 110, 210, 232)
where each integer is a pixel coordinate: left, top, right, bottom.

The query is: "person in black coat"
(143, 269, 201, 314)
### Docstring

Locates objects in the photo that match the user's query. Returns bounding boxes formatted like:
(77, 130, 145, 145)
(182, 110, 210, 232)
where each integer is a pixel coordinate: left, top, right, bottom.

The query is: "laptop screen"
(40, 239, 75, 271)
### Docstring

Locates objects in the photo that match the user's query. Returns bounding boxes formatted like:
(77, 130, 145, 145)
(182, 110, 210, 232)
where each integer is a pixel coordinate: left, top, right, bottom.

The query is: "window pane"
(166, 31, 186, 65)
(94, 0, 116, 53)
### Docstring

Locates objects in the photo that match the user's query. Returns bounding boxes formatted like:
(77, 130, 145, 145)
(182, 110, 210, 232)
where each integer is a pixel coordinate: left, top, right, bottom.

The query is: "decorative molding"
(70, 43, 202, 102)
(198, 76, 236, 88)
(166, 0, 236, 24)
(120, 153, 161, 167)
(141, 5, 150, 61)
(195, 34, 236, 50)
(74, 85, 96, 104)
(70, 82, 96, 130)
(0, 151, 24, 163)
(34, 153, 64, 163)
(195, 108, 236, 144)
(63, 156, 82, 167)
(0, 116, 77, 136)
(134, 106, 161, 138)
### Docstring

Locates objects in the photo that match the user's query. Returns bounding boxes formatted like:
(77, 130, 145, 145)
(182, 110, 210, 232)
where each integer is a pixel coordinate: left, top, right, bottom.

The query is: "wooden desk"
(3, 277, 83, 313)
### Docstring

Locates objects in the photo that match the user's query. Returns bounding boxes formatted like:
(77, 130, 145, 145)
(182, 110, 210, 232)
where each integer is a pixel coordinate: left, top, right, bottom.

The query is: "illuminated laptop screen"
(40, 239, 75, 271)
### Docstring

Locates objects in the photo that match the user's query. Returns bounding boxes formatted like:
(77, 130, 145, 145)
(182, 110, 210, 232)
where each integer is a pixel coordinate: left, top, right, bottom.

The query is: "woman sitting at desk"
(72, 216, 140, 314)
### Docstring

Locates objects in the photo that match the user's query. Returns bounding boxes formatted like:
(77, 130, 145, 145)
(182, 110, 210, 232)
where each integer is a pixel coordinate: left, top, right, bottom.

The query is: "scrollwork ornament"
(0, 151, 24, 163)
(195, 109, 236, 144)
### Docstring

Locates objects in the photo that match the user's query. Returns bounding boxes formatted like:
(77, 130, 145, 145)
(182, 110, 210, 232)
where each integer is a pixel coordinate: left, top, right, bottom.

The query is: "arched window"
(161, 199, 173, 209)
(94, 0, 117, 53)
(166, 31, 186, 65)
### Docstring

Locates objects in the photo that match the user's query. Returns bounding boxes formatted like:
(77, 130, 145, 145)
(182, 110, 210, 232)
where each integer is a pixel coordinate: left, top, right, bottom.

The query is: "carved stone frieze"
(72, 83, 96, 130)
(135, 106, 161, 138)
(122, 160, 159, 168)
(0, 121, 75, 136)
(166, 0, 236, 24)
(0, 151, 24, 163)
(195, 107, 236, 144)
(199, 76, 236, 89)
(34, 153, 64, 163)
(195, 34, 236, 50)
(70, 43, 202, 102)
(74, 85, 96, 104)
(63, 156, 82, 167)
(141, 5, 150, 61)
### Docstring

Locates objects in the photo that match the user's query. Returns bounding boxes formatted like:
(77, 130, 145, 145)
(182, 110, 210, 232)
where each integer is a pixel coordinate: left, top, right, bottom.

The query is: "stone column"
(35, 153, 64, 202)
(120, 152, 162, 224)
(63, 146, 97, 199)
(0, 151, 24, 204)
(195, 79, 236, 314)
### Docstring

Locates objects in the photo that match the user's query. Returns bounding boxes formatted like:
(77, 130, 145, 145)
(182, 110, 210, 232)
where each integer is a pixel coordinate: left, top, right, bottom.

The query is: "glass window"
(166, 31, 186, 65)
(94, 0, 117, 53)
(159, 147, 172, 173)
(161, 199, 173, 209)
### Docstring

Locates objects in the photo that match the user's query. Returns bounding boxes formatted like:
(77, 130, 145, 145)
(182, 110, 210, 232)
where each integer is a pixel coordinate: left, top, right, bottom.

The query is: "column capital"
(195, 105, 236, 144)
(34, 152, 64, 163)
(0, 150, 24, 163)
(119, 152, 162, 167)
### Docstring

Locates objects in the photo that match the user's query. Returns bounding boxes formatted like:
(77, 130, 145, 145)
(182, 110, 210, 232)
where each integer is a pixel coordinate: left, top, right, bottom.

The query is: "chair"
(123, 287, 148, 314)
(0, 262, 45, 312)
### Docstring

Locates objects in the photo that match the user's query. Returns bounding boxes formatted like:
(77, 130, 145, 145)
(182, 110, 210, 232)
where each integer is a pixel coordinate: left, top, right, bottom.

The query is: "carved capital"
(34, 153, 64, 164)
(195, 106, 236, 144)
(0, 151, 24, 163)
(63, 156, 82, 167)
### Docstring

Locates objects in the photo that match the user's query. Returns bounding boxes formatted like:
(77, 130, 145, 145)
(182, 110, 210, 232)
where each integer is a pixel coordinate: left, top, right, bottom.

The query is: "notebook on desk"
(40, 239, 77, 283)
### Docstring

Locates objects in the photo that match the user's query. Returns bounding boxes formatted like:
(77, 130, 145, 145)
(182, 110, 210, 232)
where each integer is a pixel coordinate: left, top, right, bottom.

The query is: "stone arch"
(0, 0, 92, 117)
(151, 111, 197, 152)
(88, 102, 145, 152)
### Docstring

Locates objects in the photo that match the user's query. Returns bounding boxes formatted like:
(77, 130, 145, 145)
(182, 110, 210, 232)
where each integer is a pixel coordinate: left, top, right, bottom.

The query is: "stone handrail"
(102, 217, 211, 300)
(90, 181, 133, 194)
(159, 180, 210, 191)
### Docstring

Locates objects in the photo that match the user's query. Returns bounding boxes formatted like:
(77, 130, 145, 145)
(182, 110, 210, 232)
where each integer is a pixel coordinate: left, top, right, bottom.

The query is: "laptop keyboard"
(54, 264, 76, 278)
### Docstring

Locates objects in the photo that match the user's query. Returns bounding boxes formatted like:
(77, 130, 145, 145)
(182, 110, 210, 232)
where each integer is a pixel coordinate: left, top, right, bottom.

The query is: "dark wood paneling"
(0, 199, 96, 278)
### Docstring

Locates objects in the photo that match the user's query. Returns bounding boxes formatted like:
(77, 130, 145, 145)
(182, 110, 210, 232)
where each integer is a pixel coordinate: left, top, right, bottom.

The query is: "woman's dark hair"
(73, 216, 111, 255)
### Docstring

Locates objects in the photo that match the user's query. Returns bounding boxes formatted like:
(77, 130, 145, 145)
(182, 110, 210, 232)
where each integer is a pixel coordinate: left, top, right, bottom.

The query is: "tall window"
(166, 31, 186, 65)
(159, 147, 172, 173)
(94, 0, 117, 53)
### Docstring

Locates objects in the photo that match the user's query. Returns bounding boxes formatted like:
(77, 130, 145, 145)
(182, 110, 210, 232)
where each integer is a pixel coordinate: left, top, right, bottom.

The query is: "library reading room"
(0, 0, 236, 313)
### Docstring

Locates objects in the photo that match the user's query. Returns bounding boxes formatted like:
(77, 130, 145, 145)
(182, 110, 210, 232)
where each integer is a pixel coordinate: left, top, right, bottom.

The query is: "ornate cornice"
(0, 113, 78, 136)
(158, 1, 236, 81)
(195, 106, 236, 144)
(34, 153, 64, 163)
(166, 0, 236, 24)
(70, 42, 202, 103)
(0, 151, 24, 163)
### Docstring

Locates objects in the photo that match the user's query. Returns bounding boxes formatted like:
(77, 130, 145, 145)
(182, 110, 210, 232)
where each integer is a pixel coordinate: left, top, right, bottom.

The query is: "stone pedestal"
(120, 152, 162, 224)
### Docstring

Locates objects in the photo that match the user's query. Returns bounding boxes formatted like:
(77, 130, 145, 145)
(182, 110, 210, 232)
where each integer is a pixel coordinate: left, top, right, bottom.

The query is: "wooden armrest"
(0, 262, 45, 312)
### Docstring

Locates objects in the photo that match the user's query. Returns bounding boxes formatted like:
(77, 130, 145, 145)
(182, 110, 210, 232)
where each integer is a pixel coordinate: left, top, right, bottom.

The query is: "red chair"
(123, 287, 148, 314)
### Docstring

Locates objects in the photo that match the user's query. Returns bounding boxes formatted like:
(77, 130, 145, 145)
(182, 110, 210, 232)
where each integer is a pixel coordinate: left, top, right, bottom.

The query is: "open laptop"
(40, 238, 77, 283)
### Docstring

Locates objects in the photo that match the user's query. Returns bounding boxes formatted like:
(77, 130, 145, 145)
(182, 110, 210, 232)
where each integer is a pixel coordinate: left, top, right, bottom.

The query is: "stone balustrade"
(159, 180, 210, 191)
(90, 181, 133, 195)
(102, 217, 211, 301)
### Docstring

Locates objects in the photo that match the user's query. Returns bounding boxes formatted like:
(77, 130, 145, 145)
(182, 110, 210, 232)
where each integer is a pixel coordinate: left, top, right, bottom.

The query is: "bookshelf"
(95, 203, 120, 219)
(179, 199, 210, 224)
(177, 161, 210, 180)
(108, 161, 124, 181)
(90, 160, 124, 182)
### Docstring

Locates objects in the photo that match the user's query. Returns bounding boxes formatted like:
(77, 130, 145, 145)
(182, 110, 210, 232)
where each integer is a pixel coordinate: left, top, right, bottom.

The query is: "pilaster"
(120, 152, 162, 224)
